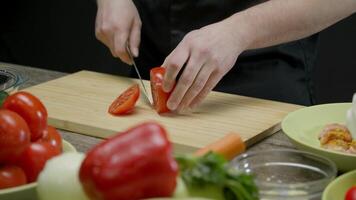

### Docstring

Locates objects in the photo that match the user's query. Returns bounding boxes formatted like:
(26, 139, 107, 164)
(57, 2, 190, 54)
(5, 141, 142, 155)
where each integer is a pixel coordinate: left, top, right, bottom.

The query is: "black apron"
(132, 0, 318, 106)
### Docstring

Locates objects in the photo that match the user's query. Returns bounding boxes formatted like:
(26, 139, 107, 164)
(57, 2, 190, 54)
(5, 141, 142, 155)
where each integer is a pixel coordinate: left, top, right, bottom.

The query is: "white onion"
(37, 152, 89, 200)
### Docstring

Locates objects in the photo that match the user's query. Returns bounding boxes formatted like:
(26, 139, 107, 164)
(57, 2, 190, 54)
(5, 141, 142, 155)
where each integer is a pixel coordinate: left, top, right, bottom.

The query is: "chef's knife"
(126, 44, 153, 106)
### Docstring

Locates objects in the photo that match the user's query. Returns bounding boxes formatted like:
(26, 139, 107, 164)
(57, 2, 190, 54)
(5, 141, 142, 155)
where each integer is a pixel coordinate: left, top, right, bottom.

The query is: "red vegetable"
(108, 84, 140, 115)
(0, 109, 31, 164)
(346, 186, 356, 200)
(37, 125, 62, 152)
(17, 142, 61, 182)
(0, 165, 27, 189)
(3, 91, 48, 141)
(150, 67, 173, 114)
(79, 122, 178, 200)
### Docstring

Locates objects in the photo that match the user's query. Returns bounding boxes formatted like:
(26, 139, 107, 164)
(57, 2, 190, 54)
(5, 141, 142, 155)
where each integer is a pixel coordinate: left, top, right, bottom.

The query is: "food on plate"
(79, 122, 256, 200)
(194, 133, 245, 160)
(37, 153, 89, 200)
(0, 109, 31, 164)
(3, 91, 48, 141)
(0, 165, 27, 189)
(318, 123, 356, 154)
(108, 84, 140, 115)
(79, 122, 178, 200)
(150, 67, 174, 114)
(0, 91, 63, 188)
(319, 123, 352, 144)
(345, 186, 356, 200)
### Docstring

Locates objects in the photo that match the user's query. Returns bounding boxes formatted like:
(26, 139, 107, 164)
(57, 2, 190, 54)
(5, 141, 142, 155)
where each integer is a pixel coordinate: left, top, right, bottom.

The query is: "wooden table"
(2, 62, 296, 153)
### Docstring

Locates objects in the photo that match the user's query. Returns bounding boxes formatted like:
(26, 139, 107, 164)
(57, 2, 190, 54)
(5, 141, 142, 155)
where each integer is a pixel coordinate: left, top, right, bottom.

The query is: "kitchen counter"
(1, 62, 296, 153)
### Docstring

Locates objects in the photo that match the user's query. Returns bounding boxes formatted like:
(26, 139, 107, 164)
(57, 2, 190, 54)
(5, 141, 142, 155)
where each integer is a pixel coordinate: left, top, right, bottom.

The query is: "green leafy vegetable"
(0, 91, 8, 107)
(175, 152, 258, 200)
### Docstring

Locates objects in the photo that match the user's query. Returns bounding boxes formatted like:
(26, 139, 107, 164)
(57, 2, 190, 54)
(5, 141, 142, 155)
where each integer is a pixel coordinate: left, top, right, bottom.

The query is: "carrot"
(194, 133, 246, 160)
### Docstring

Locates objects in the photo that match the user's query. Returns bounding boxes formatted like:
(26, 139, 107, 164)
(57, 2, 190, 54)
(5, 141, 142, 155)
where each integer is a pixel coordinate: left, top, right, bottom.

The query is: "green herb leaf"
(175, 152, 259, 200)
(0, 91, 8, 107)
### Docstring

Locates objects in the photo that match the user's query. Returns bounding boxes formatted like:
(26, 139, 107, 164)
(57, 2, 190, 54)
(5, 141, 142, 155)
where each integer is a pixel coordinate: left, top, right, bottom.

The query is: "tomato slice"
(0, 109, 31, 164)
(108, 84, 140, 115)
(3, 91, 48, 141)
(150, 67, 173, 114)
(37, 126, 63, 152)
(16, 142, 61, 182)
(0, 165, 27, 189)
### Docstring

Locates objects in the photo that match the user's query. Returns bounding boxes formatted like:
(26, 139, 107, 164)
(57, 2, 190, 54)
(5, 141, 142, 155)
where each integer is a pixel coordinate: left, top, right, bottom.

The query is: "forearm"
(229, 0, 356, 50)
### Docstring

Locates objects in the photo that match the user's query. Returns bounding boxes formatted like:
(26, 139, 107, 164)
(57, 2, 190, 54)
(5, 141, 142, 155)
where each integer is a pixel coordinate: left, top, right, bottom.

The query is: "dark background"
(1, 0, 355, 104)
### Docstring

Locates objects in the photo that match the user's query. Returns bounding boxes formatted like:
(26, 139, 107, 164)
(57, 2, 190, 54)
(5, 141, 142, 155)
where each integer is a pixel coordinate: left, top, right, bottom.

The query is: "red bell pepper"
(150, 67, 174, 114)
(79, 122, 178, 200)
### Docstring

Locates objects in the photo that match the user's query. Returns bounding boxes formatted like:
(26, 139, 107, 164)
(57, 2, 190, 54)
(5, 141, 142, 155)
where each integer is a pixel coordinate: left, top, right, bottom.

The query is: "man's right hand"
(96, 0, 141, 64)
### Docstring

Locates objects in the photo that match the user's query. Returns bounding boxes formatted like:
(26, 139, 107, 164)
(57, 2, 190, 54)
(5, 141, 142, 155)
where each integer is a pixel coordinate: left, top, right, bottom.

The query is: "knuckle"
(180, 76, 193, 86)
(193, 79, 205, 90)
(166, 59, 180, 70)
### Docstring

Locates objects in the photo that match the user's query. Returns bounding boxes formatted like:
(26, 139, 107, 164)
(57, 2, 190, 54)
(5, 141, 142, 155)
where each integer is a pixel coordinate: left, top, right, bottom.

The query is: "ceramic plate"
(0, 140, 76, 200)
(322, 170, 356, 200)
(281, 103, 356, 172)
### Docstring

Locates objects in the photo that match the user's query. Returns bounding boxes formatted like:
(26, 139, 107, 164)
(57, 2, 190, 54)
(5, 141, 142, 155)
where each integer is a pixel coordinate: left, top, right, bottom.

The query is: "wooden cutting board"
(24, 70, 302, 154)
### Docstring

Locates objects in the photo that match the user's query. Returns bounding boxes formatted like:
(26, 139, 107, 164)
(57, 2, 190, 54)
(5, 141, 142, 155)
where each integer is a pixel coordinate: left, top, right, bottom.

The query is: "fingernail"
(133, 48, 139, 57)
(167, 101, 177, 111)
(163, 83, 171, 93)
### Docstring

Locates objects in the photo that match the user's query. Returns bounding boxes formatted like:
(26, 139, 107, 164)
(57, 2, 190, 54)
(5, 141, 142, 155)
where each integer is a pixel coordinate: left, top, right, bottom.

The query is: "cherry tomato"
(0, 109, 31, 164)
(37, 126, 62, 152)
(17, 142, 60, 182)
(346, 186, 356, 200)
(150, 67, 173, 114)
(3, 91, 48, 141)
(108, 84, 140, 115)
(0, 165, 27, 189)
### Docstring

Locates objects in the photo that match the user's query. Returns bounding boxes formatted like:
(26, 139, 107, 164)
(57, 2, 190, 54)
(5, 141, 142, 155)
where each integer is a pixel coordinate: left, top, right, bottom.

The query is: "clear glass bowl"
(230, 149, 337, 200)
(0, 66, 28, 92)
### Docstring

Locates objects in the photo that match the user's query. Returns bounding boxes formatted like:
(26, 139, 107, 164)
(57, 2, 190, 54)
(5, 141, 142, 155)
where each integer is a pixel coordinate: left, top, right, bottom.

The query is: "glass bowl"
(0, 66, 28, 92)
(230, 149, 337, 200)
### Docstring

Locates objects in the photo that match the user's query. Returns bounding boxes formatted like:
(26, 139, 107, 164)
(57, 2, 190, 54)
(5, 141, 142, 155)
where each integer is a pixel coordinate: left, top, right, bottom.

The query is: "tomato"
(3, 91, 48, 141)
(0, 109, 31, 164)
(346, 186, 356, 200)
(37, 126, 62, 152)
(150, 67, 173, 114)
(108, 84, 140, 115)
(0, 165, 27, 189)
(17, 142, 61, 182)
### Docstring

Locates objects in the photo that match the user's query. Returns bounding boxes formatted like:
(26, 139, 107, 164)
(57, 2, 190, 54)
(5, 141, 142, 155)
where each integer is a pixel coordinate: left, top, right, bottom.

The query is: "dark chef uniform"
(132, 0, 318, 106)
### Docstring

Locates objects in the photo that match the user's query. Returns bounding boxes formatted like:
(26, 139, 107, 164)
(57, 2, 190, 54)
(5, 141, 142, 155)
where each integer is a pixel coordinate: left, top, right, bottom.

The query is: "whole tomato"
(0, 165, 27, 189)
(0, 109, 31, 164)
(346, 186, 356, 200)
(3, 91, 48, 141)
(17, 142, 60, 182)
(37, 126, 62, 152)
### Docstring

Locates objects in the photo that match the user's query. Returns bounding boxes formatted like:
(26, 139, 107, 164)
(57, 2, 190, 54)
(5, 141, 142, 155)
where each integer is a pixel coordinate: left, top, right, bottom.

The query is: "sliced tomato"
(37, 126, 62, 152)
(0, 109, 31, 164)
(16, 142, 61, 182)
(3, 91, 48, 141)
(0, 165, 27, 189)
(108, 84, 140, 115)
(150, 67, 173, 114)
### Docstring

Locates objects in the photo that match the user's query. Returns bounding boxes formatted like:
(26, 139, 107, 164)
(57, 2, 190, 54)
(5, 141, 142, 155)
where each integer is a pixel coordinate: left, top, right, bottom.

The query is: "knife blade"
(126, 44, 153, 106)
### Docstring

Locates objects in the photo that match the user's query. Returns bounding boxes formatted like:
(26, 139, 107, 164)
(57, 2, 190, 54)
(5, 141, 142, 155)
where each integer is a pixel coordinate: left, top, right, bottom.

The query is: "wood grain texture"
(24, 70, 303, 154)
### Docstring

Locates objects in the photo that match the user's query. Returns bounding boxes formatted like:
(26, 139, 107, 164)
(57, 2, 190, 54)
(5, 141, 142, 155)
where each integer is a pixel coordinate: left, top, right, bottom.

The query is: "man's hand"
(95, 0, 141, 64)
(162, 19, 248, 111)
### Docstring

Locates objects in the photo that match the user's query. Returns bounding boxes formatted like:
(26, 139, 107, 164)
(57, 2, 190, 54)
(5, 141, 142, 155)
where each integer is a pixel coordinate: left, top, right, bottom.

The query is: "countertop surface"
(1, 62, 296, 153)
